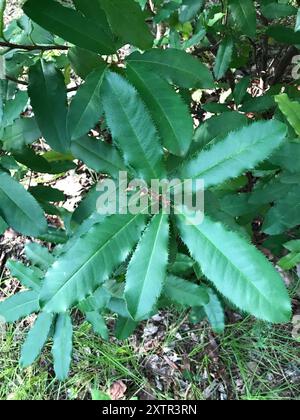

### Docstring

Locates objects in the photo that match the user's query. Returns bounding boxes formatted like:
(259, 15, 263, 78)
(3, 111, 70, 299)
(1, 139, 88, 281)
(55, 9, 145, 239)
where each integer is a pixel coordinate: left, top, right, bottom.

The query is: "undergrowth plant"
(0, 0, 299, 380)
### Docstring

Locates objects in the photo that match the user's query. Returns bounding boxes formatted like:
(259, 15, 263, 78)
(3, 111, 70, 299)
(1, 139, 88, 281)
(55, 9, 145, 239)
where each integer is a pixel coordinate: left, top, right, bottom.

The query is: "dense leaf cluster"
(0, 0, 299, 379)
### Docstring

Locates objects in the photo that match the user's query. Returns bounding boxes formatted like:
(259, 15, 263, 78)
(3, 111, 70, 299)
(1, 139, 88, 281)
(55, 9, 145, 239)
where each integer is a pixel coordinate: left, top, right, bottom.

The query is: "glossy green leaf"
(52, 313, 73, 381)
(127, 64, 193, 156)
(20, 312, 54, 367)
(72, 186, 101, 226)
(71, 135, 126, 178)
(101, 71, 165, 182)
(23, 0, 116, 54)
(2, 91, 28, 128)
(6, 260, 41, 292)
(249, 175, 292, 205)
(12, 147, 52, 174)
(68, 47, 106, 79)
(0, 173, 47, 236)
(29, 60, 70, 154)
(179, 0, 204, 23)
(168, 253, 195, 277)
(229, 0, 256, 38)
(40, 213, 146, 313)
(127, 49, 214, 89)
(233, 76, 251, 105)
(278, 240, 300, 270)
(226, 195, 264, 219)
(98, 0, 153, 50)
(38, 228, 68, 246)
(86, 312, 109, 340)
(68, 65, 107, 140)
(263, 185, 300, 235)
(0, 291, 39, 323)
(267, 25, 300, 45)
(0, 0, 6, 37)
(73, 0, 110, 28)
(125, 214, 169, 321)
(204, 288, 225, 334)
(0, 216, 7, 235)
(2, 118, 41, 152)
(261, 3, 297, 20)
(25, 242, 54, 271)
(275, 94, 300, 137)
(278, 252, 300, 270)
(214, 38, 234, 80)
(192, 111, 248, 152)
(284, 240, 300, 253)
(241, 95, 275, 113)
(180, 120, 287, 188)
(163, 275, 209, 307)
(79, 286, 110, 313)
(115, 316, 137, 340)
(271, 141, 300, 173)
(296, 9, 300, 32)
(28, 185, 65, 203)
(13, 148, 75, 175)
(176, 208, 291, 323)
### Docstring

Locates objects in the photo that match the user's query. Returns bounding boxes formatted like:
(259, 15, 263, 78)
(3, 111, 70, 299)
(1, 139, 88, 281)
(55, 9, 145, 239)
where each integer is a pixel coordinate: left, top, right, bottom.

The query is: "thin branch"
(270, 46, 298, 85)
(0, 41, 69, 51)
(5, 75, 78, 92)
(67, 85, 79, 92)
(5, 75, 28, 86)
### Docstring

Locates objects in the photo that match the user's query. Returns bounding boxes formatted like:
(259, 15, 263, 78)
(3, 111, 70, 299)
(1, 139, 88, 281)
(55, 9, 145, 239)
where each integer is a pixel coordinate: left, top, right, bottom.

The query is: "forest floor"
(0, 231, 300, 401)
(0, 280, 300, 400)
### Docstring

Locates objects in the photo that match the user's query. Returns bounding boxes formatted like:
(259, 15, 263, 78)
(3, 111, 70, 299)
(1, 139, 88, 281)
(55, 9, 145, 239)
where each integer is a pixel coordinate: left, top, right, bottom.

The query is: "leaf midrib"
(27, 4, 113, 50)
(43, 213, 144, 309)
(0, 177, 42, 227)
(232, 0, 255, 36)
(179, 211, 275, 309)
(108, 77, 160, 180)
(128, 57, 200, 83)
(183, 128, 280, 183)
(40, 63, 67, 150)
(215, 40, 232, 79)
(2, 292, 39, 318)
(280, 100, 300, 136)
(128, 65, 182, 154)
(131, 214, 167, 318)
(70, 71, 105, 137)
(73, 140, 124, 172)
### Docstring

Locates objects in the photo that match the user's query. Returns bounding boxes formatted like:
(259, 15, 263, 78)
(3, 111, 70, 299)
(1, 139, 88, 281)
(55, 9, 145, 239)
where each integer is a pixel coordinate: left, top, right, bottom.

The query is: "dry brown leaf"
(109, 380, 127, 400)
(292, 315, 300, 340)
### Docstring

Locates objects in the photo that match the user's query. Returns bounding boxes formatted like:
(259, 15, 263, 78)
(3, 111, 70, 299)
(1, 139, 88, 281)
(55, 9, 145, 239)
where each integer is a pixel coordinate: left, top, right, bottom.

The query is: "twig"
(0, 41, 69, 51)
(270, 46, 298, 85)
(6, 75, 78, 92)
(5, 75, 28, 86)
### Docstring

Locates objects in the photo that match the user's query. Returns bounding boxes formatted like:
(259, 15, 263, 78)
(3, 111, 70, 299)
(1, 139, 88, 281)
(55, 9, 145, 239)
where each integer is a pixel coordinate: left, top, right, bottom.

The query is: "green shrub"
(0, 0, 299, 380)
